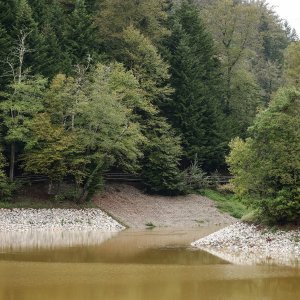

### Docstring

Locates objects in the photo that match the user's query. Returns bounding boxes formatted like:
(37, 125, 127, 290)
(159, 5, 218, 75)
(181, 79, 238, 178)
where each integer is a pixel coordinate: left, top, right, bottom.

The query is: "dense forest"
(0, 0, 299, 223)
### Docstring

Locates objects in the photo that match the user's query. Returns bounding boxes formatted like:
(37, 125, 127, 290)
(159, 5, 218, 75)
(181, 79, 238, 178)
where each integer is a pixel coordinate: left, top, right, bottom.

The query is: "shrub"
(0, 151, 15, 202)
(256, 190, 300, 225)
(182, 158, 208, 193)
(227, 88, 300, 224)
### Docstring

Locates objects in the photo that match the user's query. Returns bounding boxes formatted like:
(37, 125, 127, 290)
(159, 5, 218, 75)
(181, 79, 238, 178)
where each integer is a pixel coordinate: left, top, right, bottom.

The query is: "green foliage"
(6, 62, 147, 200)
(142, 117, 184, 195)
(0, 77, 47, 143)
(0, 150, 14, 201)
(182, 157, 208, 193)
(22, 113, 76, 184)
(120, 25, 172, 106)
(0, 24, 12, 87)
(255, 5, 289, 102)
(63, 0, 100, 72)
(164, 1, 225, 169)
(12, 0, 48, 75)
(227, 87, 300, 224)
(225, 68, 263, 138)
(145, 222, 156, 228)
(95, 0, 170, 49)
(200, 0, 289, 138)
(0, 196, 97, 209)
(284, 41, 300, 89)
(255, 191, 300, 225)
(203, 189, 248, 219)
(0, 0, 298, 203)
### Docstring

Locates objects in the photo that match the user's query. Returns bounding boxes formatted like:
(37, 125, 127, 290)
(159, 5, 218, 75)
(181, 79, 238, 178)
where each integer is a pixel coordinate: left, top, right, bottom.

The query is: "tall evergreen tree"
(0, 25, 13, 88)
(165, 1, 224, 170)
(11, 0, 47, 75)
(0, 0, 15, 87)
(0, 0, 16, 34)
(63, 0, 100, 74)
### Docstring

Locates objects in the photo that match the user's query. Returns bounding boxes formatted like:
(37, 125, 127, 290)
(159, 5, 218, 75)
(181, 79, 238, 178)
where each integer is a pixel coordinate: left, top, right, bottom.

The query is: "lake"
(0, 228, 299, 300)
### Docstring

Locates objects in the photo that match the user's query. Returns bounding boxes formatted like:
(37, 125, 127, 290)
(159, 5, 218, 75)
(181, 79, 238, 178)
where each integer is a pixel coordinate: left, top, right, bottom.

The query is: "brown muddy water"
(0, 227, 300, 300)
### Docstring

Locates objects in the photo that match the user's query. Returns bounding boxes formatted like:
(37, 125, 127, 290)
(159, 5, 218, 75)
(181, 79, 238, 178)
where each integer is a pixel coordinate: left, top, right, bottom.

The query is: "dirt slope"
(94, 184, 236, 228)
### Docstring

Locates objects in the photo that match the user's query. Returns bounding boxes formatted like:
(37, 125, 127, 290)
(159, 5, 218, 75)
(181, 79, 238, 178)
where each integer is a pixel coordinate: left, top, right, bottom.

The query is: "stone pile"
(0, 208, 125, 232)
(192, 222, 300, 267)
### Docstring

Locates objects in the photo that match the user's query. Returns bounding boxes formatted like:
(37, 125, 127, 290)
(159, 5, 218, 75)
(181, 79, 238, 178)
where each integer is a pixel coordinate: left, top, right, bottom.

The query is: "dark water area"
(0, 228, 299, 300)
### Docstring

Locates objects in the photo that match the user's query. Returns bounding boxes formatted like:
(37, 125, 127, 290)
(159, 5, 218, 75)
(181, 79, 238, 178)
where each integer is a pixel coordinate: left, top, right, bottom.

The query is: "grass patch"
(193, 219, 206, 225)
(202, 189, 249, 219)
(145, 222, 156, 229)
(0, 197, 97, 209)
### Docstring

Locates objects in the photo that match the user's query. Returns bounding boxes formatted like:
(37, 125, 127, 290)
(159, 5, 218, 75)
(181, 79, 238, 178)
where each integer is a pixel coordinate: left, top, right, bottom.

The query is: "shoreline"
(0, 208, 125, 232)
(192, 222, 300, 267)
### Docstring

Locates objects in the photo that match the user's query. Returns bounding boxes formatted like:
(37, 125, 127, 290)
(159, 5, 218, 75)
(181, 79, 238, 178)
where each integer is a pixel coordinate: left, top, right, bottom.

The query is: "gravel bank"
(95, 184, 236, 228)
(192, 222, 300, 267)
(0, 208, 125, 232)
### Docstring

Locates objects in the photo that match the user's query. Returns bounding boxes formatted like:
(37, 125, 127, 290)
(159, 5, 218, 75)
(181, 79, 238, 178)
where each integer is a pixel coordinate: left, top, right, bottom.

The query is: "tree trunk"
(48, 181, 53, 195)
(9, 142, 15, 182)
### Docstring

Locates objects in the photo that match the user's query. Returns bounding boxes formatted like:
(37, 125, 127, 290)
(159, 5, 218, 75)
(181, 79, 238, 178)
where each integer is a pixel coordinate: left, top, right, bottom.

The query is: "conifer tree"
(0, 0, 16, 34)
(0, 25, 12, 88)
(165, 1, 224, 170)
(63, 0, 100, 73)
(12, 0, 47, 75)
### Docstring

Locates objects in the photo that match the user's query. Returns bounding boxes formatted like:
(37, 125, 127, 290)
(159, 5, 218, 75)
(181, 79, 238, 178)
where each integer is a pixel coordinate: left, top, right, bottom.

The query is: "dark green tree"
(63, 0, 100, 73)
(164, 1, 225, 170)
(9, 0, 48, 76)
(0, 25, 13, 88)
(0, 0, 16, 34)
(141, 116, 185, 195)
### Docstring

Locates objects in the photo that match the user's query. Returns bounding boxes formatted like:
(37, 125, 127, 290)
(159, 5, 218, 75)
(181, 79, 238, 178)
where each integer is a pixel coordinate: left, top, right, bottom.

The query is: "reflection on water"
(0, 228, 300, 300)
(197, 245, 300, 268)
(0, 230, 118, 250)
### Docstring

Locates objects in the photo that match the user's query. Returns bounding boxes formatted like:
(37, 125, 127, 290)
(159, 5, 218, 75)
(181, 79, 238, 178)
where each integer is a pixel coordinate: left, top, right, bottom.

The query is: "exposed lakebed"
(0, 228, 300, 300)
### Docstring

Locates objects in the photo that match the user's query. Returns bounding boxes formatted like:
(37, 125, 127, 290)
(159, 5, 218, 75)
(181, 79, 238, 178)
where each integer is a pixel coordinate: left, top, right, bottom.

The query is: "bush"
(256, 189, 300, 225)
(0, 181, 16, 202)
(227, 88, 300, 224)
(54, 189, 81, 203)
(0, 151, 15, 202)
(182, 158, 208, 193)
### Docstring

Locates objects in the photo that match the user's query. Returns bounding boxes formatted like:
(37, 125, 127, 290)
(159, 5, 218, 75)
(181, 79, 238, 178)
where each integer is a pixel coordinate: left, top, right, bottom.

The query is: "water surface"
(0, 228, 299, 300)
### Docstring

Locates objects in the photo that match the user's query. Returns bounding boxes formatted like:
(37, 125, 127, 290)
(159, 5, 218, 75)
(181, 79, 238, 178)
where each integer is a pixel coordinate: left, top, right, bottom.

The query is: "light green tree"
(120, 25, 173, 106)
(0, 77, 47, 181)
(0, 147, 13, 201)
(227, 88, 300, 224)
(39, 63, 146, 199)
(22, 113, 76, 194)
(95, 0, 170, 48)
(284, 41, 300, 88)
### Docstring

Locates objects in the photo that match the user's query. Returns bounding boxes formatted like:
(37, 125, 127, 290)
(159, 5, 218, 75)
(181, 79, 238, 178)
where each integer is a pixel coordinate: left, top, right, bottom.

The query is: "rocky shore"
(192, 222, 300, 267)
(0, 208, 125, 232)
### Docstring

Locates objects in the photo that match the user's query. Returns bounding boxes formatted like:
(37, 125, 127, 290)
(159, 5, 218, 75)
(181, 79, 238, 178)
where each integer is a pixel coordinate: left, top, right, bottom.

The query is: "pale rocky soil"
(0, 208, 125, 232)
(94, 184, 236, 228)
(192, 222, 300, 267)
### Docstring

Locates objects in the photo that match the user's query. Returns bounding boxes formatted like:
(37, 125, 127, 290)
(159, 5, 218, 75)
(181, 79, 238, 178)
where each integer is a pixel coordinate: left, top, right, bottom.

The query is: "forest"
(0, 0, 299, 224)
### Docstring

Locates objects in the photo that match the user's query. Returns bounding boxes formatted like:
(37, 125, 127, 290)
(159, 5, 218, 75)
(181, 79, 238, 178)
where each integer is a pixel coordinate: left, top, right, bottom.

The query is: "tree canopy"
(0, 0, 298, 210)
